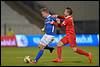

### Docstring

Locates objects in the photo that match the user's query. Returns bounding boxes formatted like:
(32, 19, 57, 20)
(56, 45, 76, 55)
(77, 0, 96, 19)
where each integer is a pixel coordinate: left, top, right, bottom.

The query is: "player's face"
(41, 11, 47, 18)
(64, 9, 69, 16)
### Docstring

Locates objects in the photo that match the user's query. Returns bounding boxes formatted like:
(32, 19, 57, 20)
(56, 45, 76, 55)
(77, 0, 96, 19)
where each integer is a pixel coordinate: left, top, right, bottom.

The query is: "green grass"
(1, 46, 99, 66)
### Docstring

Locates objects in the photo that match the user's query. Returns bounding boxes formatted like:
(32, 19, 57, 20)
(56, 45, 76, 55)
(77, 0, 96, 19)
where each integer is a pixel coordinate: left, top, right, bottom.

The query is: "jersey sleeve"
(57, 15, 65, 19)
(61, 21, 66, 26)
(47, 17, 56, 24)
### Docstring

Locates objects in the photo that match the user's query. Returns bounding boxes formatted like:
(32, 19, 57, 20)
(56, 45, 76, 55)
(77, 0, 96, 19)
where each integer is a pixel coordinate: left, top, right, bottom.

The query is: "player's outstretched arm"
(50, 21, 61, 27)
(52, 15, 65, 19)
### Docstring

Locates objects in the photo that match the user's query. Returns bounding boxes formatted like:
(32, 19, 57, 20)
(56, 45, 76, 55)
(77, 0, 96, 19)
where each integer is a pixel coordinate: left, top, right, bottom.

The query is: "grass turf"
(1, 46, 99, 66)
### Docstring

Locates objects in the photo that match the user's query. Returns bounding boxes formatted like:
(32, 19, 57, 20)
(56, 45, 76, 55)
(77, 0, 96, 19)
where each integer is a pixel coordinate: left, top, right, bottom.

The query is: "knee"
(72, 47, 77, 52)
(57, 41, 63, 47)
(38, 45, 45, 50)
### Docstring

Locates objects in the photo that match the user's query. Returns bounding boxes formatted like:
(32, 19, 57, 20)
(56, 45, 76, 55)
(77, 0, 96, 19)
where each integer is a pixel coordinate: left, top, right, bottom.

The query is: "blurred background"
(1, 1, 99, 66)
(1, 1, 99, 35)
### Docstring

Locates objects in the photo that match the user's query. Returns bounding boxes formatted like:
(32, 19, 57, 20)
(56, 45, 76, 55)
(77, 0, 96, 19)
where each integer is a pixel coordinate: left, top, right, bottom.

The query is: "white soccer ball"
(24, 56, 31, 63)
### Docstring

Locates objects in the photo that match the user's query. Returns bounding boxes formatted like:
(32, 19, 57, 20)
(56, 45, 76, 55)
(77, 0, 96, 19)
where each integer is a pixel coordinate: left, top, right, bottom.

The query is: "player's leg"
(42, 34, 55, 53)
(71, 46, 92, 63)
(44, 38, 55, 53)
(52, 41, 63, 62)
(34, 44, 45, 63)
(29, 35, 46, 64)
(52, 36, 68, 62)
(69, 35, 92, 63)
(29, 44, 45, 64)
(30, 34, 55, 64)
(72, 47, 92, 63)
(57, 41, 63, 59)
(44, 35, 55, 53)
(44, 45, 54, 53)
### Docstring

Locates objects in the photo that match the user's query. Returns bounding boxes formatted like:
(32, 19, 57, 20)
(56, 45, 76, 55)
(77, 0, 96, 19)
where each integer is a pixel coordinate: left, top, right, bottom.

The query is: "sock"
(34, 49, 44, 62)
(44, 45, 54, 53)
(76, 47, 89, 57)
(57, 46, 62, 59)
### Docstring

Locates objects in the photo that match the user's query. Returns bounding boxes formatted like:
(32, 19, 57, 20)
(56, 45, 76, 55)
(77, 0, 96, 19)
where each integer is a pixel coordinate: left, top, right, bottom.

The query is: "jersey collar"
(47, 15, 51, 18)
(65, 15, 72, 19)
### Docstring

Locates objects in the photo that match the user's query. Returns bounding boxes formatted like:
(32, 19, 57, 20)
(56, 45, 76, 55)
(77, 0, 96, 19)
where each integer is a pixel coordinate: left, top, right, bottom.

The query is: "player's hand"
(41, 27, 45, 32)
(41, 27, 45, 34)
(50, 22, 54, 24)
(56, 18, 61, 24)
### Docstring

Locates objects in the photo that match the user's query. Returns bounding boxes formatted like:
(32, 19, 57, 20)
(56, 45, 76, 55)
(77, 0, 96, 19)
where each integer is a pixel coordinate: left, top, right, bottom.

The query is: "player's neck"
(65, 15, 72, 19)
(46, 14, 51, 18)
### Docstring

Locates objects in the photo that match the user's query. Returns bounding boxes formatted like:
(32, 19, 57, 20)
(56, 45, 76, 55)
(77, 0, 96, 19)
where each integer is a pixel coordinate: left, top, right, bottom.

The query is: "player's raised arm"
(52, 14, 65, 19)
(50, 18, 65, 27)
(57, 15, 65, 19)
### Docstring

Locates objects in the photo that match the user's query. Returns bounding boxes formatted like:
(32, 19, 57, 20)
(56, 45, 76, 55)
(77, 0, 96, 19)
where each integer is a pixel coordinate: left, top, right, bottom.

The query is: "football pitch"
(1, 46, 99, 66)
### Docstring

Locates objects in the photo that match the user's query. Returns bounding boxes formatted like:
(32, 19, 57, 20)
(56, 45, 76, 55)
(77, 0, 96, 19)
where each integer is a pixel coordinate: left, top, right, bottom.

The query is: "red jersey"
(61, 15, 75, 34)
(52, 15, 75, 35)
(51, 15, 76, 47)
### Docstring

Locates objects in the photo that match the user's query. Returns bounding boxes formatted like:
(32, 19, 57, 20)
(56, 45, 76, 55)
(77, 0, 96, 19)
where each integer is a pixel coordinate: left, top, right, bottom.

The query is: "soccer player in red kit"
(51, 7, 92, 63)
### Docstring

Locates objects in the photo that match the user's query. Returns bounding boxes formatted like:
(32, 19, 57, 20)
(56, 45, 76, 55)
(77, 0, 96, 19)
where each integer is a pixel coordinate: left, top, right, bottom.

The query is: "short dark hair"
(65, 7, 73, 15)
(40, 8, 49, 13)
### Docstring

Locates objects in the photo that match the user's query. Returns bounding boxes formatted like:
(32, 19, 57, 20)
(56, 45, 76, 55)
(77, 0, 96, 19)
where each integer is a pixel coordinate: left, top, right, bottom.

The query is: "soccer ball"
(24, 56, 32, 63)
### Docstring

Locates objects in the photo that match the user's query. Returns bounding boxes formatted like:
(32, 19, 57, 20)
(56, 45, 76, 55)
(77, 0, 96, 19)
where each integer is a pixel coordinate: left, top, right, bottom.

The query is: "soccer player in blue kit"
(29, 8, 56, 64)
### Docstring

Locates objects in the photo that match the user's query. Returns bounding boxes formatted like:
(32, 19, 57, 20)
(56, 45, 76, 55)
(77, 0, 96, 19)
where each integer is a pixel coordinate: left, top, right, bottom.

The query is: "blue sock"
(34, 49, 44, 62)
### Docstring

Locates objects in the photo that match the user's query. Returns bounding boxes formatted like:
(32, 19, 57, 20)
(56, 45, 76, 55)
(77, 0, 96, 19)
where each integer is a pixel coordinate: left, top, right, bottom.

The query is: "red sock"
(76, 47, 89, 57)
(57, 46, 62, 59)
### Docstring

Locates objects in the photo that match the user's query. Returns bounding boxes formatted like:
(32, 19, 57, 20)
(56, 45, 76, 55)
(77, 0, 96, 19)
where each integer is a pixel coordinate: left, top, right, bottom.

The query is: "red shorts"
(60, 34, 77, 48)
